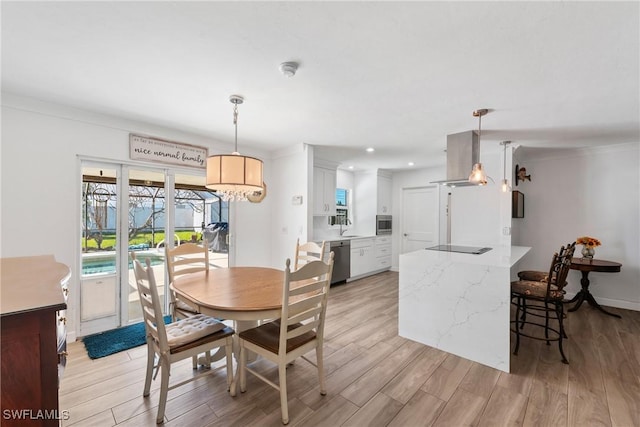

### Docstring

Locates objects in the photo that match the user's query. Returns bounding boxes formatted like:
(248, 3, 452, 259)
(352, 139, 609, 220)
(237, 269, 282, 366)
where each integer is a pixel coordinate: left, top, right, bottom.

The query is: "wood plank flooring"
(60, 271, 640, 426)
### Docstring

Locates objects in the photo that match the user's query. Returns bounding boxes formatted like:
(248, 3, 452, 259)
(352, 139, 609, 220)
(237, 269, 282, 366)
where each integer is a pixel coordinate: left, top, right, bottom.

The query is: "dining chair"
(293, 238, 327, 270)
(517, 241, 575, 283)
(130, 252, 235, 424)
(165, 241, 210, 321)
(510, 242, 576, 363)
(234, 253, 335, 425)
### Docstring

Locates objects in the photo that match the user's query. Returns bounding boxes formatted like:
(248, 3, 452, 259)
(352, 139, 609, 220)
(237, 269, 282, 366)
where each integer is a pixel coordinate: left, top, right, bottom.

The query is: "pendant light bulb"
(500, 141, 511, 193)
(469, 109, 489, 185)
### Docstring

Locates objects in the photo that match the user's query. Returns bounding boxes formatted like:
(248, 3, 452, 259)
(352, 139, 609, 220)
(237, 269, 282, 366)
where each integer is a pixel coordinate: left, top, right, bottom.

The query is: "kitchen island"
(399, 245, 530, 372)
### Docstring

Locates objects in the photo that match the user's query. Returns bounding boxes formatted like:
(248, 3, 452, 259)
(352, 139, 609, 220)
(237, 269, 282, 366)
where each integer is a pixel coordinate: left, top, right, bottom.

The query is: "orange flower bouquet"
(576, 236, 600, 259)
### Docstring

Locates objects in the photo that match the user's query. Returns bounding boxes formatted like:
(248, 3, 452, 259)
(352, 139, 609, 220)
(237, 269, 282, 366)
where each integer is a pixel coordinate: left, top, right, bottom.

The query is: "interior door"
(401, 186, 439, 254)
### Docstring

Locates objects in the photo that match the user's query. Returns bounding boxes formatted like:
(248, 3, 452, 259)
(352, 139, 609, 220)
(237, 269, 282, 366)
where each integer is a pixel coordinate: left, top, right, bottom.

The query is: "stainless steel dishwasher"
(329, 240, 350, 285)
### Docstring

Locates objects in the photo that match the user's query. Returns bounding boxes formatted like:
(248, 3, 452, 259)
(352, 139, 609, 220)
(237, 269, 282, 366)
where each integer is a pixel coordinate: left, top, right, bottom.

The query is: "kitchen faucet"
(339, 218, 352, 236)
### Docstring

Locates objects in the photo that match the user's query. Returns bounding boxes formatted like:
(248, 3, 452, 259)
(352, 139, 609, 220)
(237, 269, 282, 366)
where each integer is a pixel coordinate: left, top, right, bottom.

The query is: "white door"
(401, 186, 439, 254)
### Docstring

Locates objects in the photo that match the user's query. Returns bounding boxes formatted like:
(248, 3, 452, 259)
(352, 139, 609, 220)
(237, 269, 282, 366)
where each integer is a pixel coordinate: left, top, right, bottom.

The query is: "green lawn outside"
(82, 231, 201, 250)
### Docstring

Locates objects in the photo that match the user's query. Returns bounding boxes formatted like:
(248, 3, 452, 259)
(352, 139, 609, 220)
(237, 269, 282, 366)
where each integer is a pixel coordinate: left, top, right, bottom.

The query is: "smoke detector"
(279, 61, 299, 77)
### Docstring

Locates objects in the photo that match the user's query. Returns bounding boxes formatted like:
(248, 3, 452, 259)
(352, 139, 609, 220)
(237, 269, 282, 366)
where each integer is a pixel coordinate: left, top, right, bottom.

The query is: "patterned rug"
(82, 315, 171, 359)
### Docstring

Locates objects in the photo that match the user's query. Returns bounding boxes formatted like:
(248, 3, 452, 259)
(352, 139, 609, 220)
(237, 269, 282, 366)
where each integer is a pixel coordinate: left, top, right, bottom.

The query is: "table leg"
(568, 271, 621, 318)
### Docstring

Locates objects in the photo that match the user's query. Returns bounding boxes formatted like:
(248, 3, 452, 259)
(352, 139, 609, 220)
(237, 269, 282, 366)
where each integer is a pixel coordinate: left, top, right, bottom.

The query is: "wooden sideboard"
(1, 255, 70, 426)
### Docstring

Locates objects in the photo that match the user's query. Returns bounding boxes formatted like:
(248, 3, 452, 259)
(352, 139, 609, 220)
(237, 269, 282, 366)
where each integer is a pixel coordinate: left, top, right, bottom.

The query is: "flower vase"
(581, 246, 595, 259)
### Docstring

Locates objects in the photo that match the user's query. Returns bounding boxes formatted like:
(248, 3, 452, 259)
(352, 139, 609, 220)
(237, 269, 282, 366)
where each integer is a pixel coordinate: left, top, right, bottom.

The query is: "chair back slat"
(545, 242, 576, 297)
(294, 239, 327, 270)
(165, 242, 210, 283)
(279, 253, 334, 351)
(131, 252, 169, 352)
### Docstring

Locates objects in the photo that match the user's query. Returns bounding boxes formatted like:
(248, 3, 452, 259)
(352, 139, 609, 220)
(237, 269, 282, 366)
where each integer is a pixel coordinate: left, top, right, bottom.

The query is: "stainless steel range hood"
(431, 130, 480, 187)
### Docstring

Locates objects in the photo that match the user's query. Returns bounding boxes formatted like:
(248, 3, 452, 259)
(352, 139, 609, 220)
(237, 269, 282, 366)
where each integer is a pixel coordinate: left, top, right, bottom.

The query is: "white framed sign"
(129, 134, 208, 169)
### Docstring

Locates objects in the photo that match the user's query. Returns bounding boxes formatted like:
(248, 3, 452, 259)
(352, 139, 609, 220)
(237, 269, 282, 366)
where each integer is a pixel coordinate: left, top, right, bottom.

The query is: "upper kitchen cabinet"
(353, 169, 393, 235)
(313, 166, 337, 216)
(377, 174, 392, 215)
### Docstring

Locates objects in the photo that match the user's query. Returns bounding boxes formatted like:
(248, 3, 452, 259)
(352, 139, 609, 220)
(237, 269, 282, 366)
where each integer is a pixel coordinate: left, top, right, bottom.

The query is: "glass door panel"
(80, 165, 120, 336)
(175, 172, 229, 269)
(126, 168, 167, 322)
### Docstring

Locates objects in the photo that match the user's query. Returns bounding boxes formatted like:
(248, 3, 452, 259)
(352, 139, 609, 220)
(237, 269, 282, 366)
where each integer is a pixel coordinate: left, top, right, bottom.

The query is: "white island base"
(399, 245, 530, 373)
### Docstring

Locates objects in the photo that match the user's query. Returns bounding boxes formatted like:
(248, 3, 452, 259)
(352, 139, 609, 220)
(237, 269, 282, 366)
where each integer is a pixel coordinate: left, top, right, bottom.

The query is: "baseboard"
(67, 330, 77, 343)
(563, 292, 640, 312)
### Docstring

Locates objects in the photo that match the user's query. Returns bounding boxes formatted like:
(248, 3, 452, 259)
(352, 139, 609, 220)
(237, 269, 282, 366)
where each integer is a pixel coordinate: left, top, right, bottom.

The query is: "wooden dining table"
(171, 266, 286, 361)
(171, 266, 285, 322)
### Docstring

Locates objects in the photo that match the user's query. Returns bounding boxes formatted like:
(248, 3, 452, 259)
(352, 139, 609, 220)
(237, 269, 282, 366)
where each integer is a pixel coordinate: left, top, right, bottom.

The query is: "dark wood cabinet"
(1, 256, 70, 426)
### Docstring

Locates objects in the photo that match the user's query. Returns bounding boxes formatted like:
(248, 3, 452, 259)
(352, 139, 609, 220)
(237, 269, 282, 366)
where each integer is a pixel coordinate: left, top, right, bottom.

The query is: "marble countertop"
(402, 244, 531, 268)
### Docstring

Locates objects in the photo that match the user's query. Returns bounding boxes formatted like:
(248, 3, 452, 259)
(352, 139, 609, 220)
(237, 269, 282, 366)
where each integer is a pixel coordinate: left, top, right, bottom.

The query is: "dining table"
(171, 266, 286, 361)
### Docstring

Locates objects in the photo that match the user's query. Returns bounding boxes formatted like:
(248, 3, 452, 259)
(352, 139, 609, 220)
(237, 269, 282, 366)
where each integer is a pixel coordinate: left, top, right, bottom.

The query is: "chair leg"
(520, 298, 527, 328)
(544, 302, 551, 345)
(316, 345, 326, 395)
(156, 359, 170, 424)
(225, 338, 234, 394)
(143, 345, 155, 397)
(556, 303, 569, 364)
(513, 296, 521, 356)
(279, 363, 289, 425)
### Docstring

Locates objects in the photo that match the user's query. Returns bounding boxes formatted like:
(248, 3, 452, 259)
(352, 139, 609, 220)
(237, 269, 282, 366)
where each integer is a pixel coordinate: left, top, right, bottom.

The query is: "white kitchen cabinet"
(313, 166, 337, 216)
(377, 175, 392, 215)
(350, 238, 375, 278)
(375, 236, 392, 271)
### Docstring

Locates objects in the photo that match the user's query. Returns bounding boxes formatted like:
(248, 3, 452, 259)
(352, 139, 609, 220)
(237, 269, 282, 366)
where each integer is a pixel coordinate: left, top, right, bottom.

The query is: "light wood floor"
(61, 271, 640, 426)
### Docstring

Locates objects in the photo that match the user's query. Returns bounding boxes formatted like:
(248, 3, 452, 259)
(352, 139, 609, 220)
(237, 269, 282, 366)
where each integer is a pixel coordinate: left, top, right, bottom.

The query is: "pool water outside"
(82, 251, 165, 275)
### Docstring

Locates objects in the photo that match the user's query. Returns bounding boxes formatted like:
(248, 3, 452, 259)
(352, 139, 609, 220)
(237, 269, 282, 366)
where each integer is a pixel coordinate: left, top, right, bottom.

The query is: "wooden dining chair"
(234, 253, 335, 425)
(165, 241, 210, 321)
(510, 242, 576, 364)
(293, 238, 327, 270)
(130, 252, 235, 424)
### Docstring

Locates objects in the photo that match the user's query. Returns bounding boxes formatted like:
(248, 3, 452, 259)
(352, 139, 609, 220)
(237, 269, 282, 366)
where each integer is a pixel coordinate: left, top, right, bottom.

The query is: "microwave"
(376, 215, 392, 235)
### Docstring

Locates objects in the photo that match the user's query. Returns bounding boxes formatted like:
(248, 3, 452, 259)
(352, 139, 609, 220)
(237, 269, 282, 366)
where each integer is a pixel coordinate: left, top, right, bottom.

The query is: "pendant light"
(468, 109, 488, 185)
(500, 141, 511, 192)
(206, 95, 264, 201)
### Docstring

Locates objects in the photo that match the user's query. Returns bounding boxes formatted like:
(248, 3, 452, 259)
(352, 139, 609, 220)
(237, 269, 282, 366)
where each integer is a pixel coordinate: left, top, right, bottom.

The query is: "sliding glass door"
(79, 162, 229, 336)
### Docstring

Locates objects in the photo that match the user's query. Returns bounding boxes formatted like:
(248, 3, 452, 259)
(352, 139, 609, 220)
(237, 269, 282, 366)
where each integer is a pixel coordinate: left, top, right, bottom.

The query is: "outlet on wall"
(502, 227, 511, 236)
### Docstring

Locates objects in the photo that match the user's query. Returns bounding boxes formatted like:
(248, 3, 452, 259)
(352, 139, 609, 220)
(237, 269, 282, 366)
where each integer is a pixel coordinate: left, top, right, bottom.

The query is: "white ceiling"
(2, 1, 638, 171)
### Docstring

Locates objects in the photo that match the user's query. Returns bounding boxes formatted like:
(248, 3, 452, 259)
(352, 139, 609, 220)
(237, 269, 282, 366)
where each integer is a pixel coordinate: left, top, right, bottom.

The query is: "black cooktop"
(425, 245, 492, 255)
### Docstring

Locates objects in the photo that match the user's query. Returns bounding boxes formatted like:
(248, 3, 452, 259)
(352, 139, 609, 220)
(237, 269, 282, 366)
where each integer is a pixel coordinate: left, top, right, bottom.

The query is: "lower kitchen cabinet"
(375, 236, 392, 270)
(349, 236, 392, 279)
(350, 238, 375, 278)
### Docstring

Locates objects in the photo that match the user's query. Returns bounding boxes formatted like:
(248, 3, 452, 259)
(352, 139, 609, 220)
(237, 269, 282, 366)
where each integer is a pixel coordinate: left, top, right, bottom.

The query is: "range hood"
(431, 130, 480, 187)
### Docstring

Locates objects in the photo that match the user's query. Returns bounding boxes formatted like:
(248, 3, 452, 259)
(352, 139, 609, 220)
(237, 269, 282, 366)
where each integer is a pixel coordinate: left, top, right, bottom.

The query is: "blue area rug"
(83, 315, 171, 359)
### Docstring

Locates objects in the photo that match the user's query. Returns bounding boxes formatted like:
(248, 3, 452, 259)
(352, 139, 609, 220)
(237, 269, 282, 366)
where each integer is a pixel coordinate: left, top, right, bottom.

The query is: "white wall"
(267, 143, 312, 268)
(1, 94, 272, 338)
(450, 148, 512, 247)
(512, 143, 640, 310)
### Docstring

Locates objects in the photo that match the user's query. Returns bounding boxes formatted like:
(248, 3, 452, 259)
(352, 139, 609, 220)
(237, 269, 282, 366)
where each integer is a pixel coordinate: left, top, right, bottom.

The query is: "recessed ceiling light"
(408, 162, 415, 166)
(348, 165, 354, 170)
(366, 147, 375, 153)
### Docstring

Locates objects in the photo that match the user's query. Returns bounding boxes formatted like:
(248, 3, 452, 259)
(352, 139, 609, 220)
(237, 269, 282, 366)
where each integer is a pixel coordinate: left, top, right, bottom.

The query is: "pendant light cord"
(233, 102, 239, 153)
